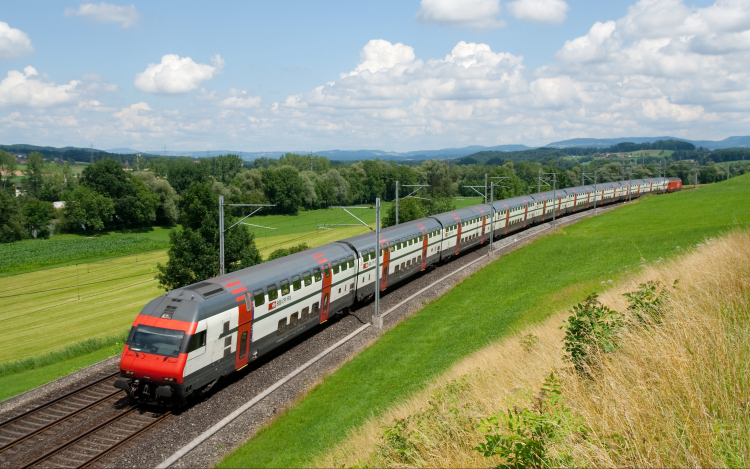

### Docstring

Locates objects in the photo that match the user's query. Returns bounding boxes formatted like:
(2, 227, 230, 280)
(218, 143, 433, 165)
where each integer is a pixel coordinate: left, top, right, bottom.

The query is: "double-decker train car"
(115, 177, 681, 404)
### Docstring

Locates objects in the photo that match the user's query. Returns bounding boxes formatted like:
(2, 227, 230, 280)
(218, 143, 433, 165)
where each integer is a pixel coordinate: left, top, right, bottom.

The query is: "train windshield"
(129, 325, 185, 357)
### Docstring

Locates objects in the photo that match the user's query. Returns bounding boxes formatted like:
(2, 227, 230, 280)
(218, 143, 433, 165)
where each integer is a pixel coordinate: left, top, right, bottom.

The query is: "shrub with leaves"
(561, 293, 623, 373)
(623, 280, 678, 325)
(475, 373, 585, 469)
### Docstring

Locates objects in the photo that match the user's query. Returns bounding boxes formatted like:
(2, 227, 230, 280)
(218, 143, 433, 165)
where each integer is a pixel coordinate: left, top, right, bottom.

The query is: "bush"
(623, 280, 678, 325)
(561, 293, 623, 373)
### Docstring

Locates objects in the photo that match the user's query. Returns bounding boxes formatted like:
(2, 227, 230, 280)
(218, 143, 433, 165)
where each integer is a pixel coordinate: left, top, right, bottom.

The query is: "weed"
(623, 279, 678, 325)
(520, 334, 539, 353)
(561, 294, 623, 374)
(475, 372, 585, 469)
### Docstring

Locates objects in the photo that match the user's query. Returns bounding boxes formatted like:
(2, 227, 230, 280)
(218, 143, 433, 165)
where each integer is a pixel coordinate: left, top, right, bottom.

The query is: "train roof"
(429, 204, 492, 226)
(338, 216, 442, 252)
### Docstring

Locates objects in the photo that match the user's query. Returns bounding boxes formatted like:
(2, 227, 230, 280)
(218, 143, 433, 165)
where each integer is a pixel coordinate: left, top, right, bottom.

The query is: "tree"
(82, 158, 158, 226)
(209, 154, 244, 183)
(24, 151, 45, 197)
(262, 166, 305, 213)
(0, 190, 25, 242)
(382, 197, 425, 228)
(23, 200, 54, 238)
(266, 243, 310, 261)
(64, 185, 115, 232)
(0, 149, 17, 191)
(156, 182, 262, 290)
(133, 171, 179, 224)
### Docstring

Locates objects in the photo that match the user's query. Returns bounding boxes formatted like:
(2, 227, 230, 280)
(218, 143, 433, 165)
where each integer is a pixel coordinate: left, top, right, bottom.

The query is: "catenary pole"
(219, 196, 225, 275)
(395, 181, 399, 225)
(373, 198, 382, 328)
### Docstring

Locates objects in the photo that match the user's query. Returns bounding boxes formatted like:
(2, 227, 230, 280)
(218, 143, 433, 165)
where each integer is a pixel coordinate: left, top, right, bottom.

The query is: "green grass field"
(220, 175, 750, 468)
(624, 149, 674, 158)
(0, 227, 172, 277)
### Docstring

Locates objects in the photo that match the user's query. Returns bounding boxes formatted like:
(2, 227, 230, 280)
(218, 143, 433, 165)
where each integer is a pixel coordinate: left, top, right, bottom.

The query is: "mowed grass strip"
(219, 175, 750, 468)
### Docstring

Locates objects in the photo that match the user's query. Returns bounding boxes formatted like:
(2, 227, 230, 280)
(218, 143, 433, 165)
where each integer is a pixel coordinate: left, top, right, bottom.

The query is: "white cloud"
(64, 2, 140, 29)
(557, 21, 620, 63)
(349, 39, 416, 75)
(507, 0, 570, 24)
(0, 66, 79, 107)
(416, 0, 506, 29)
(134, 54, 224, 94)
(642, 98, 704, 121)
(112, 102, 164, 132)
(0, 21, 34, 59)
(219, 89, 262, 109)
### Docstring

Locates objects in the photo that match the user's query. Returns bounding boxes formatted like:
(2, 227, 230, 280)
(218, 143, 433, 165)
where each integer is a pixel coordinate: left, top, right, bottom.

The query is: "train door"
(380, 244, 390, 291)
(481, 216, 486, 243)
(320, 264, 331, 323)
(504, 210, 510, 234)
(455, 222, 462, 255)
(573, 194, 578, 212)
(523, 205, 528, 228)
(235, 293, 254, 369)
(421, 233, 428, 270)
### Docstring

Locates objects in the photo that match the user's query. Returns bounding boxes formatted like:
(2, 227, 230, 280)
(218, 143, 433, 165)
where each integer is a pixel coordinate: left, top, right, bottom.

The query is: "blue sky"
(0, 0, 745, 152)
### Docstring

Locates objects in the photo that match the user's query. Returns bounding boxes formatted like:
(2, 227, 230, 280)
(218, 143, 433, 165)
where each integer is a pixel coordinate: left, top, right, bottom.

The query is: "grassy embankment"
(321, 230, 750, 468)
(220, 174, 750, 468)
(0, 199, 481, 402)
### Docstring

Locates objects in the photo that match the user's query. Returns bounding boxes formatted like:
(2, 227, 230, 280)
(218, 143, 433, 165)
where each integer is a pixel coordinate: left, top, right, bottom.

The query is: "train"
(115, 176, 682, 404)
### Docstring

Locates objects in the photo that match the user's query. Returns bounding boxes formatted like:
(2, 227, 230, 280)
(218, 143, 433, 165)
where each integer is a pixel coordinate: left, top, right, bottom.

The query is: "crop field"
(220, 175, 750, 468)
(624, 149, 674, 158)
(0, 227, 172, 277)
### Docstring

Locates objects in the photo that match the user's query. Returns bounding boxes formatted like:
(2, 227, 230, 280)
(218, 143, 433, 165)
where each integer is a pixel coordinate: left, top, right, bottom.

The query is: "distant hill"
(546, 136, 750, 150)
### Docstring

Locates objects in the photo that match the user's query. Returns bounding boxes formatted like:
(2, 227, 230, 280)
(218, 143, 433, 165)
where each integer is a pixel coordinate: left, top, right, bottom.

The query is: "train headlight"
(124, 370, 134, 375)
(163, 377, 175, 383)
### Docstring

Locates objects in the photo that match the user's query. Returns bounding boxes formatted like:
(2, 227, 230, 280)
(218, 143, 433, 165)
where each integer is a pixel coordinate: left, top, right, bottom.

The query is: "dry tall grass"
(318, 230, 750, 468)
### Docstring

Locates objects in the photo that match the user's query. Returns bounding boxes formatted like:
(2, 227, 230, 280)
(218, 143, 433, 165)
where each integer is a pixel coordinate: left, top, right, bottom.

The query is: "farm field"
(624, 149, 674, 158)
(220, 174, 750, 468)
(0, 227, 173, 277)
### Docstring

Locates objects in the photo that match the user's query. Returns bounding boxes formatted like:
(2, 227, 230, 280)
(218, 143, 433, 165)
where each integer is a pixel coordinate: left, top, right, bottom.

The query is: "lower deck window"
(301, 306, 309, 322)
(290, 312, 298, 328)
(277, 318, 287, 335)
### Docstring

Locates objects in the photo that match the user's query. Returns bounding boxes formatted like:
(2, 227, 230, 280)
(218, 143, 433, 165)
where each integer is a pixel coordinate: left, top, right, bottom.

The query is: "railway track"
(0, 372, 169, 468)
(20, 406, 170, 469)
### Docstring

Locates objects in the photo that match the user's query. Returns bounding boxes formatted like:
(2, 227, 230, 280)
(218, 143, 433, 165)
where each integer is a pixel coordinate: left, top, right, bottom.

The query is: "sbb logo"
(268, 301, 277, 310)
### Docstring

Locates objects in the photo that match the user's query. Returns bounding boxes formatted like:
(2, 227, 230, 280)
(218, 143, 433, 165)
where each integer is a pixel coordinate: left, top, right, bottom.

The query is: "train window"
(312, 301, 319, 316)
(419, 236, 423, 242)
(348, 256, 354, 268)
(369, 248, 375, 258)
(277, 318, 287, 335)
(280, 280, 290, 296)
(417, 255, 422, 263)
(324, 265, 331, 278)
(303, 272, 312, 286)
(239, 331, 247, 359)
(187, 330, 206, 352)
(290, 312, 298, 328)
(268, 285, 278, 301)
(390, 246, 395, 252)
(292, 275, 302, 291)
(401, 262, 405, 270)
(395, 264, 400, 273)
(253, 289, 265, 306)
(341, 258, 348, 271)
(301, 306, 309, 322)
(313, 269, 321, 282)
(223, 321, 230, 334)
(332, 261, 340, 274)
(408, 239, 413, 246)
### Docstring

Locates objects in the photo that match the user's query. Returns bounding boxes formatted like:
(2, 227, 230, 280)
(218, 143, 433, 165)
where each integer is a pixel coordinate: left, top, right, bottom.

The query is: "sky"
(1, 0, 748, 152)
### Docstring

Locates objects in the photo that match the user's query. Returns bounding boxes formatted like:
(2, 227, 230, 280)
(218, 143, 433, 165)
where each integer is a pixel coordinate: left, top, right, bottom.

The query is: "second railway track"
(0, 372, 170, 469)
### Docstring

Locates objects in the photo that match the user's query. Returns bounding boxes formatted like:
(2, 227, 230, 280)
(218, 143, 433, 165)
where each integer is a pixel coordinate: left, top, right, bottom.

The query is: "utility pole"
(487, 177, 510, 256)
(628, 164, 633, 202)
(219, 197, 275, 275)
(461, 174, 488, 203)
(484, 174, 488, 204)
(395, 181, 398, 225)
(373, 198, 382, 328)
(538, 172, 558, 224)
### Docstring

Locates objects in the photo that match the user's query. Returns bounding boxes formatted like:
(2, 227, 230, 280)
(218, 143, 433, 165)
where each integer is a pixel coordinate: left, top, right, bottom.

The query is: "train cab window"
(301, 306, 309, 322)
(324, 265, 331, 278)
(332, 261, 340, 274)
(280, 280, 290, 296)
(313, 269, 321, 282)
(253, 289, 265, 306)
(290, 312, 299, 328)
(292, 275, 302, 291)
(268, 285, 278, 301)
(312, 301, 320, 316)
(347, 256, 354, 268)
(239, 331, 248, 359)
(187, 330, 206, 353)
(277, 318, 287, 335)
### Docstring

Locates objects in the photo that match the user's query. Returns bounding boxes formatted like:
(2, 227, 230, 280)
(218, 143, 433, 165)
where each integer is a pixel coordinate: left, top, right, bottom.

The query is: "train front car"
(115, 284, 213, 405)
